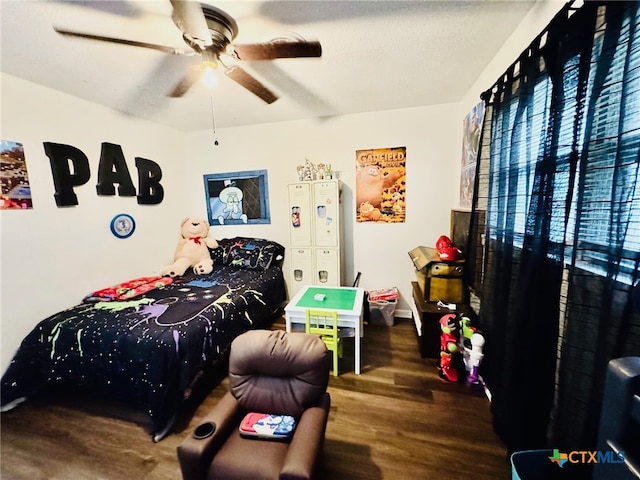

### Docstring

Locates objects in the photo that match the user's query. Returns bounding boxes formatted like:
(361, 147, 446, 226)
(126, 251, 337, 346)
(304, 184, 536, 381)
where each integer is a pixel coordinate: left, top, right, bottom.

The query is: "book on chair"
(239, 412, 296, 440)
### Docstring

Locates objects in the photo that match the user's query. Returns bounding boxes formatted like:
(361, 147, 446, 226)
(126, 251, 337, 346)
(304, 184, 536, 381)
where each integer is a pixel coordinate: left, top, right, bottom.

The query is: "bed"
(0, 236, 287, 441)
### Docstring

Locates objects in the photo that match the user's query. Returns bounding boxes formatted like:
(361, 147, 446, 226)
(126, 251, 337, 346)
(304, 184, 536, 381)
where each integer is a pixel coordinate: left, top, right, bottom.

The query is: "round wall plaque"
(110, 213, 136, 239)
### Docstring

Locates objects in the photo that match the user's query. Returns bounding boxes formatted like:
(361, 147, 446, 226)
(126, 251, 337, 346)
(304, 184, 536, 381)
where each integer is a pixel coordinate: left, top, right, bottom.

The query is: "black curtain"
(467, 0, 640, 467)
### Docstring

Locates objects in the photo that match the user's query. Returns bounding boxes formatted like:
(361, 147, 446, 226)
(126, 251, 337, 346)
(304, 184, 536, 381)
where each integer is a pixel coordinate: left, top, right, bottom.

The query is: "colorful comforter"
(0, 237, 287, 441)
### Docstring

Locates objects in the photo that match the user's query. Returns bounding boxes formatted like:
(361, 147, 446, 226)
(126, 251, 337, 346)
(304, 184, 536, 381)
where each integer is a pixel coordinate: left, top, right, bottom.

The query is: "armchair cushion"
(229, 330, 330, 417)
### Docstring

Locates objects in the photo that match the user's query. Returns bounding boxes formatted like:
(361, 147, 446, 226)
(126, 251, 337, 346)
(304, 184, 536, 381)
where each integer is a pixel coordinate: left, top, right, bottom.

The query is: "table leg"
(355, 322, 361, 375)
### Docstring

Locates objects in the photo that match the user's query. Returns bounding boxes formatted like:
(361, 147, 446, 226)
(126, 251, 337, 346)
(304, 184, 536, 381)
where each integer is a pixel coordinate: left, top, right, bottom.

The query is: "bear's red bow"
(189, 237, 202, 244)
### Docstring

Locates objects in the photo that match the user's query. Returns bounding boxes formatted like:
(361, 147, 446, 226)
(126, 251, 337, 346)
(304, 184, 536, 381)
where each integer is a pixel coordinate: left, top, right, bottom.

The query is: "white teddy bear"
(160, 217, 219, 277)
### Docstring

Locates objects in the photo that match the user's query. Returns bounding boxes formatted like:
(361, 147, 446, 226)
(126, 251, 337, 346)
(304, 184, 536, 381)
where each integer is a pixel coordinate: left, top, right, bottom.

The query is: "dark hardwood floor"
(0, 316, 511, 479)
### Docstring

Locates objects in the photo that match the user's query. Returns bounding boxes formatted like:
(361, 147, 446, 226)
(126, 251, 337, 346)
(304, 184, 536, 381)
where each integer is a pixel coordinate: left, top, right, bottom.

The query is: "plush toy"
(160, 217, 218, 277)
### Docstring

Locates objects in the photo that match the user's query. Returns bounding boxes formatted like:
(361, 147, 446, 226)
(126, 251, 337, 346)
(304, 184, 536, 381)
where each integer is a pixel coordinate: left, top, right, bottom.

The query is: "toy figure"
(458, 314, 485, 389)
(325, 163, 333, 179)
(436, 235, 462, 261)
(466, 332, 485, 388)
(303, 159, 316, 181)
(438, 314, 463, 382)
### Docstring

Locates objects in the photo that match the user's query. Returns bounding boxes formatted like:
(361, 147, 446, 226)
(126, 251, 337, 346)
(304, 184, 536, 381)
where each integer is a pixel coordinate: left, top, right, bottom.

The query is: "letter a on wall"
(96, 142, 136, 197)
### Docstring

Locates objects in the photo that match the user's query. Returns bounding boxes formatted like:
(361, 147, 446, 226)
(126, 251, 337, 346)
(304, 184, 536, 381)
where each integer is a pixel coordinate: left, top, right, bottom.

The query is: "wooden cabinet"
(287, 180, 342, 297)
(411, 282, 474, 358)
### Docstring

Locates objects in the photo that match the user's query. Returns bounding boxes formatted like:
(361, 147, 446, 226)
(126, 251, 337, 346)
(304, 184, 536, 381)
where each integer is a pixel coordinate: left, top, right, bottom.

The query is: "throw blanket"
(84, 276, 173, 302)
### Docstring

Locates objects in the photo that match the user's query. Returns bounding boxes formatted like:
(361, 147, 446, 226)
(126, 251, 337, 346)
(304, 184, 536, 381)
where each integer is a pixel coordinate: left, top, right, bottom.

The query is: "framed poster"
(203, 170, 271, 225)
(459, 102, 485, 208)
(355, 146, 406, 223)
(1, 140, 33, 209)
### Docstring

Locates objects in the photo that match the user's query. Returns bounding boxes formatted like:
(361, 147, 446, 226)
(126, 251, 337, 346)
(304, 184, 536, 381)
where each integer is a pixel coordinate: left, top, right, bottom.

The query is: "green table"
(285, 285, 365, 374)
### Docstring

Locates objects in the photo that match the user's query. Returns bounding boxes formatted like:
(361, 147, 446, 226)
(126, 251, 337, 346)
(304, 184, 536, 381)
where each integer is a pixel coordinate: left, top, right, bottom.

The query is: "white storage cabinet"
(287, 180, 342, 296)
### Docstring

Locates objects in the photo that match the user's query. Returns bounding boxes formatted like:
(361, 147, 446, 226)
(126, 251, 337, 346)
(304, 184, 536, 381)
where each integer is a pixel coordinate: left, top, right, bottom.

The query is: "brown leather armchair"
(177, 329, 331, 480)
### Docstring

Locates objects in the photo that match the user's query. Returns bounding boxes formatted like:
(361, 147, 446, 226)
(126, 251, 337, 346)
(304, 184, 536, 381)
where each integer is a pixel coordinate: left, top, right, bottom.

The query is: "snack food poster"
(1, 140, 33, 209)
(356, 147, 406, 223)
(459, 101, 485, 208)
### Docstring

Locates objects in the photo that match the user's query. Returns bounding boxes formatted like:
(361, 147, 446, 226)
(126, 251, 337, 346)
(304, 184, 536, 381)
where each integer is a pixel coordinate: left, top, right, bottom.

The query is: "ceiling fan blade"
(225, 66, 278, 104)
(54, 27, 191, 55)
(231, 41, 322, 61)
(167, 66, 205, 98)
(169, 0, 212, 52)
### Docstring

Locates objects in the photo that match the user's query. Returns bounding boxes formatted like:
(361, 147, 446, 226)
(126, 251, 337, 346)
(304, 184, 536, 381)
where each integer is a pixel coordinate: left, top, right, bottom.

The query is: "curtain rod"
(481, 0, 580, 101)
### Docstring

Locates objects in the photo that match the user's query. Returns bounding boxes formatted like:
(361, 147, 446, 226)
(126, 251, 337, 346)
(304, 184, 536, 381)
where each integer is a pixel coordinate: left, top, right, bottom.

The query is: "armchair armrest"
(177, 392, 241, 480)
(279, 393, 331, 480)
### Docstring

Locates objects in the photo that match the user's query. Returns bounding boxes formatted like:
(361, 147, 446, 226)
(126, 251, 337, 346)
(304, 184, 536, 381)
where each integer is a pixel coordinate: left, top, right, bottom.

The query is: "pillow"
(215, 237, 285, 270)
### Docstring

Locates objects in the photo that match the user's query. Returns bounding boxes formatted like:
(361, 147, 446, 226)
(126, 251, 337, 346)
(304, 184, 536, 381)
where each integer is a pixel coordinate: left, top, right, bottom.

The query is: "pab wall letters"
(44, 141, 164, 206)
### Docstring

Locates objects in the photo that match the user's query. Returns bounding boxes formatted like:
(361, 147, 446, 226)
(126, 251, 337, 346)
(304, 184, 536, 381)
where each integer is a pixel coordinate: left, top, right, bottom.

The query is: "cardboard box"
(408, 246, 466, 304)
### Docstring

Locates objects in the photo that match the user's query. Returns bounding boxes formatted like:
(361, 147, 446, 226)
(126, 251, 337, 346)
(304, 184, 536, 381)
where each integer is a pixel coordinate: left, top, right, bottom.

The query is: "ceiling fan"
(53, 0, 322, 104)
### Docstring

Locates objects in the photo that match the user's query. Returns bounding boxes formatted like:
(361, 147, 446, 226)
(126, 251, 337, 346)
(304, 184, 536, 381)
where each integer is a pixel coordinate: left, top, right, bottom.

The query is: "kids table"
(284, 285, 365, 374)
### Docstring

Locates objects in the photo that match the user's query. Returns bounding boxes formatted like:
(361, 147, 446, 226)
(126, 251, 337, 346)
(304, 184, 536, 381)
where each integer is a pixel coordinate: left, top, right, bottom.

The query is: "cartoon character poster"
(355, 147, 406, 223)
(1, 140, 33, 210)
(203, 170, 271, 225)
(459, 102, 485, 208)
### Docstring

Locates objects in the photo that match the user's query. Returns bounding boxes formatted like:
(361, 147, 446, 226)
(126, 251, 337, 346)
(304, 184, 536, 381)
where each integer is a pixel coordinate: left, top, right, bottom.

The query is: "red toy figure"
(435, 235, 462, 261)
(438, 314, 463, 382)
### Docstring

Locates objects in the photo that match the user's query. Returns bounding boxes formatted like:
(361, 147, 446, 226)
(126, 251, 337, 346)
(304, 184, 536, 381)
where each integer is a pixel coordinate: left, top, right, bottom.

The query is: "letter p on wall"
(43, 142, 91, 207)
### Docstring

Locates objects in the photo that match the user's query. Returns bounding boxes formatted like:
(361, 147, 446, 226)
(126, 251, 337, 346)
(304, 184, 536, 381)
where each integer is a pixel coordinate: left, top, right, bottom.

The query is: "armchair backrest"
(228, 330, 330, 417)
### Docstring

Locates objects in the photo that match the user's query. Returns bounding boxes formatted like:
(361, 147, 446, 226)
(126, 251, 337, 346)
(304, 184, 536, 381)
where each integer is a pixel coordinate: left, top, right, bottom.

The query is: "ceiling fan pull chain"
(210, 94, 219, 146)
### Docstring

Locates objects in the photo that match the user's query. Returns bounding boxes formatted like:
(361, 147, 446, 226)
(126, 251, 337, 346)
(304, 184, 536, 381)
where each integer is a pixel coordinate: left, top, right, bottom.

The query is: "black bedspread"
(1, 259, 286, 440)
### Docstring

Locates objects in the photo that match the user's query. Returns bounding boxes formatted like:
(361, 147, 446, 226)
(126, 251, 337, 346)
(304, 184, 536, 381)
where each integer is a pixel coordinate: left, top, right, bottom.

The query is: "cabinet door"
(288, 183, 312, 247)
(313, 181, 339, 247)
(289, 248, 314, 297)
(315, 248, 340, 286)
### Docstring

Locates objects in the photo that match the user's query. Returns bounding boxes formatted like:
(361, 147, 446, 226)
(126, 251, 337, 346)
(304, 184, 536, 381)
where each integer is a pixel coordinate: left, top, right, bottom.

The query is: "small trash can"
(367, 288, 399, 326)
(511, 449, 557, 480)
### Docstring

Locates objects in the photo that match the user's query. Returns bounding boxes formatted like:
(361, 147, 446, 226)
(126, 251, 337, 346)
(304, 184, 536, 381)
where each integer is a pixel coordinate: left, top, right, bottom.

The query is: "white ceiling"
(1, 0, 541, 132)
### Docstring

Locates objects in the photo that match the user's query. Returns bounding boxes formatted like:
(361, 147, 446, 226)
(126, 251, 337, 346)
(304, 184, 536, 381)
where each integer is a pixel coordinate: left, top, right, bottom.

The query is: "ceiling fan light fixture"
(202, 64, 218, 89)
(52, 2, 321, 103)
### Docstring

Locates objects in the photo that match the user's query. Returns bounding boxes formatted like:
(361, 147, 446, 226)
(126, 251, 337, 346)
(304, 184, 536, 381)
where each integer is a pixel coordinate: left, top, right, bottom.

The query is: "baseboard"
(395, 308, 412, 319)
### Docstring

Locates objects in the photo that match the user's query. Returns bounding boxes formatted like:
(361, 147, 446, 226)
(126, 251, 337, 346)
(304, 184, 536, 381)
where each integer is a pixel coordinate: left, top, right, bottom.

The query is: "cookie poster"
(355, 147, 406, 223)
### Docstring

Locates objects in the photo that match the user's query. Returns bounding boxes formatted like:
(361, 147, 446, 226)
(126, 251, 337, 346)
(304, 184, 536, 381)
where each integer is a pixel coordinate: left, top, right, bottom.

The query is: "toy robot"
(438, 314, 463, 382)
(466, 333, 485, 388)
(458, 314, 485, 388)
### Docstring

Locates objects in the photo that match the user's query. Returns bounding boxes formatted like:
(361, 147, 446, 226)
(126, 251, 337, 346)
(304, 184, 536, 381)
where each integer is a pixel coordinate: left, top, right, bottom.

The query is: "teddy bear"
(160, 217, 219, 277)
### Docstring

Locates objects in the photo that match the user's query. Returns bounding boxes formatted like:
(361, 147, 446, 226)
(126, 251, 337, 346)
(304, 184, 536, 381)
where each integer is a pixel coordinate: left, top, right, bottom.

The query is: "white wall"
(0, 0, 566, 374)
(0, 74, 186, 373)
(459, 0, 566, 115)
(183, 104, 461, 317)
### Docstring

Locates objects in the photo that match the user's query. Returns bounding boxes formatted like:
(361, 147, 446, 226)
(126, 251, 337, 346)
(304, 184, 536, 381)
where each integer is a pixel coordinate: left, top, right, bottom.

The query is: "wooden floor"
(0, 316, 511, 480)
